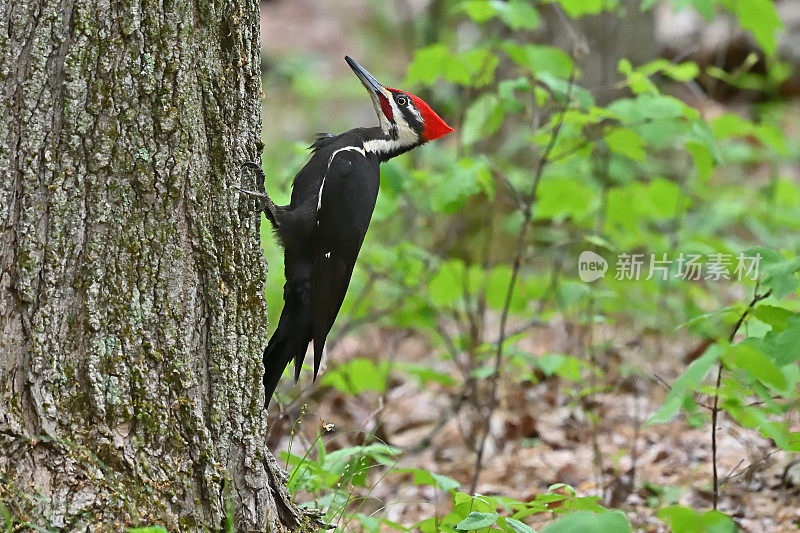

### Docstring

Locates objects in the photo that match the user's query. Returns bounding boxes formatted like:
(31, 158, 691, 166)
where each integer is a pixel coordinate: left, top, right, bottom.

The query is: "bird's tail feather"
(262, 336, 293, 409)
(262, 300, 311, 409)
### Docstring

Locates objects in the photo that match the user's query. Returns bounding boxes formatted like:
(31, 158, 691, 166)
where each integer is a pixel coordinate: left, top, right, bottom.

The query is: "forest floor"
(267, 321, 800, 533)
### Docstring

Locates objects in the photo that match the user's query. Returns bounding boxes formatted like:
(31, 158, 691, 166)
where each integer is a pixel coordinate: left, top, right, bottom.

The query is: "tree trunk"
(0, 0, 319, 530)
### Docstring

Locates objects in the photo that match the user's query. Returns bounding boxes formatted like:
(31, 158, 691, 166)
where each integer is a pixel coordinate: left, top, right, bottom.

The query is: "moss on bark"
(0, 0, 317, 530)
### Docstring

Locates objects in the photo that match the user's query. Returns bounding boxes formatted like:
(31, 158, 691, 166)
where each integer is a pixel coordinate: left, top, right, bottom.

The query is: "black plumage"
(258, 130, 381, 405)
(242, 57, 453, 408)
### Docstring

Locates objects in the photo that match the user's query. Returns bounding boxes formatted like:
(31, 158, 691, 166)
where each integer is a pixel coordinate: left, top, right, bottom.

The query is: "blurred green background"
(256, 1, 800, 531)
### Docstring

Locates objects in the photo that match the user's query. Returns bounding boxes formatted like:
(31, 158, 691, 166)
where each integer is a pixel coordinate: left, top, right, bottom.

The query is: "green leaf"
(537, 72, 595, 107)
(325, 443, 402, 465)
(604, 178, 682, 242)
(762, 256, 800, 299)
(460, 48, 500, 87)
(753, 305, 795, 332)
(712, 112, 753, 138)
(537, 353, 586, 381)
(353, 513, 382, 533)
(398, 363, 458, 386)
(554, 0, 604, 17)
(542, 511, 631, 533)
(618, 58, 657, 94)
(660, 61, 700, 81)
(396, 468, 461, 492)
(406, 45, 497, 87)
(686, 140, 714, 181)
(406, 44, 462, 85)
(496, 0, 541, 30)
(128, 528, 168, 533)
(564, 496, 607, 512)
(731, 0, 783, 56)
(319, 358, 390, 395)
(462, 0, 497, 22)
(676, 0, 715, 19)
(712, 113, 788, 154)
(605, 128, 646, 161)
(429, 260, 467, 306)
(657, 505, 736, 533)
(465, 0, 541, 29)
(535, 176, 595, 220)
(498, 77, 533, 111)
(537, 353, 566, 376)
(453, 491, 498, 517)
(607, 94, 687, 122)
(486, 265, 522, 312)
(724, 341, 787, 390)
(773, 178, 800, 209)
(676, 306, 740, 331)
(456, 512, 499, 530)
(760, 316, 800, 366)
(644, 178, 682, 217)
(628, 58, 700, 82)
(501, 517, 538, 533)
(647, 345, 720, 425)
(426, 158, 492, 213)
(415, 517, 450, 533)
(502, 43, 573, 78)
(462, 94, 505, 146)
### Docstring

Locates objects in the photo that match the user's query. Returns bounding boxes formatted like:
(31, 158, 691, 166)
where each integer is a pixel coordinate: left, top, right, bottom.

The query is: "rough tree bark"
(0, 0, 319, 530)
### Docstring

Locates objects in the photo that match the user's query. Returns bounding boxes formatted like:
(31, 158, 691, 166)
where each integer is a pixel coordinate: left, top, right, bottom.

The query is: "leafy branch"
(710, 283, 772, 509)
(469, 68, 577, 494)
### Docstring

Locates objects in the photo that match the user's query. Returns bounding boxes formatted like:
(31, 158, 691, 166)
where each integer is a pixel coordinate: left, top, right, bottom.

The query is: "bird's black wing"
(311, 149, 379, 378)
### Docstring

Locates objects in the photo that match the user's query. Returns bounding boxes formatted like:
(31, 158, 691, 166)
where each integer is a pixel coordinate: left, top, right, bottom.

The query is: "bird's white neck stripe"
(328, 146, 365, 165)
(363, 138, 406, 155)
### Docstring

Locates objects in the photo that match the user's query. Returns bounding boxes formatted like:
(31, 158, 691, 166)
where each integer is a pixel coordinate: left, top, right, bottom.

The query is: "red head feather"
(390, 89, 454, 141)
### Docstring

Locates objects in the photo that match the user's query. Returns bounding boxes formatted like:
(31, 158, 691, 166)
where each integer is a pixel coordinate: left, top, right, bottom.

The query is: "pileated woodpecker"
(242, 56, 453, 408)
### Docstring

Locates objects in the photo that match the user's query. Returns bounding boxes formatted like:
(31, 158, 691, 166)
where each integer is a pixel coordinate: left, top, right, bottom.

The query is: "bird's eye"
(396, 95, 408, 106)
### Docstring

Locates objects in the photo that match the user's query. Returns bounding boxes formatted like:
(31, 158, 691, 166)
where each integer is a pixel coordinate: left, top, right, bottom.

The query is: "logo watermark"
(578, 252, 761, 282)
(578, 250, 608, 282)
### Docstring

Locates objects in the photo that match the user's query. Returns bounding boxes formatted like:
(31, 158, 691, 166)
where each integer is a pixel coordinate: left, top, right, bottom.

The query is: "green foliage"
(657, 506, 737, 533)
(647, 346, 719, 425)
(461, 0, 541, 30)
(541, 511, 631, 533)
(405, 44, 498, 87)
(396, 467, 461, 491)
(455, 511, 500, 530)
(320, 358, 391, 395)
(261, 0, 798, 529)
(727, 0, 783, 56)
(550, 0, 608, 17)
(282, 440, 401, 495)
(398, 483, 614, 532)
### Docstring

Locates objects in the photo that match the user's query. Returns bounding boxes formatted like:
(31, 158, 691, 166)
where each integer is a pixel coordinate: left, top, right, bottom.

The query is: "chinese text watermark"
(578, 252, 761, 283)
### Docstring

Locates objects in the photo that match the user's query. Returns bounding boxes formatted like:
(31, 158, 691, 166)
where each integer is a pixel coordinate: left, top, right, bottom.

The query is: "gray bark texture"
(0, 0, 320, 530)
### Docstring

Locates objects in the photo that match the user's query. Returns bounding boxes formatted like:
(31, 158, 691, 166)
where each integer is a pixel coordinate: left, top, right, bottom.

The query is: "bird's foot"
(236, 186, 270, 199)
(240, 161, 280, 227)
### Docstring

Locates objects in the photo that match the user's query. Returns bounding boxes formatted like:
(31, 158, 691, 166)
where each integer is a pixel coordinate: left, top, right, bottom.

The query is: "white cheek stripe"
(364, 138, 405, 154)
(409, 103, 422, 122)
(317, 146, 366, 211)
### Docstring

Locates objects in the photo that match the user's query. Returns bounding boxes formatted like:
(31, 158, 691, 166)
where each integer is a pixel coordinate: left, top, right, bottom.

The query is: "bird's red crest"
(391, 89, 454, 141)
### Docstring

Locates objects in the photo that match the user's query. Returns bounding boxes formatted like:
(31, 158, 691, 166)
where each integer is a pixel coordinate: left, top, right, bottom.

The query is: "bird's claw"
(236, 186, 269, 199)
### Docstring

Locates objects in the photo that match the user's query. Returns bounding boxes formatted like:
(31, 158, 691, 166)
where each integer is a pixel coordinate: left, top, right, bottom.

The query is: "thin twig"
(468, 68, 576, 494)
(711, 284, 772, 509)
(720, 449, 779, 486)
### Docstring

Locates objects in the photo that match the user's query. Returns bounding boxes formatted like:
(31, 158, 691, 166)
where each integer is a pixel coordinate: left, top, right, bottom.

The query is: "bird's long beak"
(345, 55, 386, 97)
